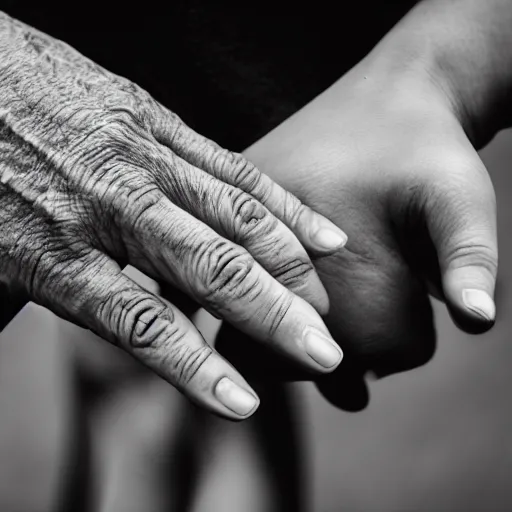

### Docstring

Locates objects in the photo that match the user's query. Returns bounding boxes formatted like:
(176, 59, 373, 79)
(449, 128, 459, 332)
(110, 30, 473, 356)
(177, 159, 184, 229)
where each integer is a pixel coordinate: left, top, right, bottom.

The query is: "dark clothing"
(3, 2, 417, 150)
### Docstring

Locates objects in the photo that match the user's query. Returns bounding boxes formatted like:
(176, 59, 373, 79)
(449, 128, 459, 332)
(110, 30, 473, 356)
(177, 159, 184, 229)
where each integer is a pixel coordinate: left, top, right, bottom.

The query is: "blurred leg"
(190, 381, 306, 512)
(0, 304, 77, 512)
(90, 375, 184, 512)
(250, 382, 307, 512)
(69, 267, 205, 512)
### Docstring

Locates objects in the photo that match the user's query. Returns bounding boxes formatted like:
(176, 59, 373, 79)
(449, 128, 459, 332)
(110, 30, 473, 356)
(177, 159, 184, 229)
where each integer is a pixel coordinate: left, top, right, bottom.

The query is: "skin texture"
(217, 4, 505, 409)
(0, 1, 510, 509)
(0, 12, 352, 419)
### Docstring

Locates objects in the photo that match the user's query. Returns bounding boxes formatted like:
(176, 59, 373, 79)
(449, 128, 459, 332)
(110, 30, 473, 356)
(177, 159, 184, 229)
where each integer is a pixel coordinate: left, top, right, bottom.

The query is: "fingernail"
(303, 327, 343, 368)
(313, 226, 348, 251)
(462, 289, 496, 322)
(215, 377, 258, 416)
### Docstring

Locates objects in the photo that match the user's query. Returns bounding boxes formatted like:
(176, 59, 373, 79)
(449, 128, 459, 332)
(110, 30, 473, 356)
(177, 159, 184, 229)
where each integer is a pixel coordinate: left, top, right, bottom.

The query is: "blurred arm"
(367, 0, 512, 147)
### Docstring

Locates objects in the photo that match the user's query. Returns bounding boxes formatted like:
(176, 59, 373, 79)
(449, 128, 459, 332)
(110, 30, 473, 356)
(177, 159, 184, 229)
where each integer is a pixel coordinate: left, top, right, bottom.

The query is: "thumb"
(425, 158, 498, 333)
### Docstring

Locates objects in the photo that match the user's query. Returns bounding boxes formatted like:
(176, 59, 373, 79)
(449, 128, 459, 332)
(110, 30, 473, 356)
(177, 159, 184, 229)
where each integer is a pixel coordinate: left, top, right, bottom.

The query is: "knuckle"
(112, 294, 173, 350)
(101, 288, 214, 387)
(445, 241, 498, 276)
(99, 176, 163, 235)
(23, 239, 88, 297)
(231, 191, 276, 238)
(272, 257, 315, 289)
(25, 244, 98, 318)
(201, 242, 257, 304)
(104, 91, 155, 132)
(81, 116, 152, 170)
(79, 140, 152, 199)
(77, 138, 121, 177)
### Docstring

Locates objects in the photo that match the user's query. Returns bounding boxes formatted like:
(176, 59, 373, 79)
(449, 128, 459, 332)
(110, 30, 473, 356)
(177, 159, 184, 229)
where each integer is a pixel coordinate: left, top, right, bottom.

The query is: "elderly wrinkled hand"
(0, 13, 350, 419)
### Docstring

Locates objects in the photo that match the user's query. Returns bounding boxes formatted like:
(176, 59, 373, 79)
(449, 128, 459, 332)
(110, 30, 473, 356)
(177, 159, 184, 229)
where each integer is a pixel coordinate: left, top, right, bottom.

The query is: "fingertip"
(443, 271, 497, 334)
(214, 376, 260, 420)
(303, 326, 344, 372)
(461, 288, 496, 323)
(311, 224, 348, 253)
(449, 289, 496, 335)
(294, 207, 348, 255)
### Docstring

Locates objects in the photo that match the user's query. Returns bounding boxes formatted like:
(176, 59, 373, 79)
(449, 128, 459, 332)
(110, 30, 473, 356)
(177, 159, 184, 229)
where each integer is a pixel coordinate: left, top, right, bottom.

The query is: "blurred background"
(0, 129, 511, 512)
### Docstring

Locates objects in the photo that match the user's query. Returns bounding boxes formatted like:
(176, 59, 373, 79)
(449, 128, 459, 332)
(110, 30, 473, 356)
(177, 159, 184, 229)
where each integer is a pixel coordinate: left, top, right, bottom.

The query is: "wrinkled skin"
(217, 55, 498, 410)
(0, 12, 352, 419)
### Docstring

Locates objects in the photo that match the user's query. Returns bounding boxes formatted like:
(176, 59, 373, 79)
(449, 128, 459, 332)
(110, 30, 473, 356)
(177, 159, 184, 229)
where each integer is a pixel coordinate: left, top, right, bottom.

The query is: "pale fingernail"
(313, 225, 348, 251)
(303, 327, 343, 368)
(215, 377, 258, 416)
(462, 289, 496, 321)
